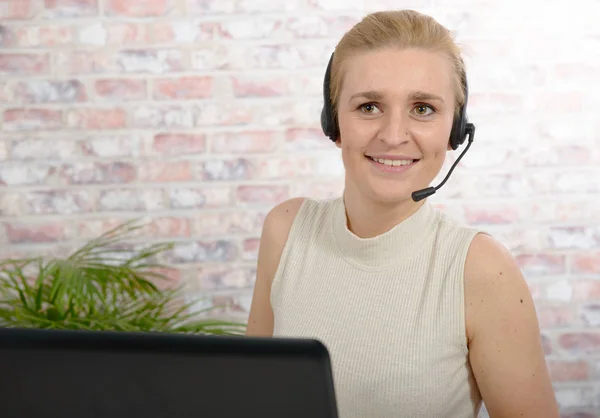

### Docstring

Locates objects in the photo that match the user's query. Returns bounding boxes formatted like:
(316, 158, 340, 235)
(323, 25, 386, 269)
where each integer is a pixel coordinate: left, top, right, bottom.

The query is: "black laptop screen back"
(0, 329, 338, 418)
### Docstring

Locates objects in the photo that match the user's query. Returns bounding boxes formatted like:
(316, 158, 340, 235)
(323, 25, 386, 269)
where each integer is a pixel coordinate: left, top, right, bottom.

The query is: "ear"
(335, 137, 342, 148)
(447, 141, 453, 151)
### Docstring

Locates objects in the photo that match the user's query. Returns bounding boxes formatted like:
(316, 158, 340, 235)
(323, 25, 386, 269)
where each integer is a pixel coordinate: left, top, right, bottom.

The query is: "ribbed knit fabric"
(271, 197, 485, 418)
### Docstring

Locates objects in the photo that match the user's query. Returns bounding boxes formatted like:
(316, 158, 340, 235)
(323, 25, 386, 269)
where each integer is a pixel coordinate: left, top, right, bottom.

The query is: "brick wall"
(1, 0, 599, 414)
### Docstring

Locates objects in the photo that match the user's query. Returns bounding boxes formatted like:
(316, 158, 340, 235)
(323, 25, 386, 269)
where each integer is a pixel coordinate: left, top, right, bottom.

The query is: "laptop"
(0, 327, 339, 418)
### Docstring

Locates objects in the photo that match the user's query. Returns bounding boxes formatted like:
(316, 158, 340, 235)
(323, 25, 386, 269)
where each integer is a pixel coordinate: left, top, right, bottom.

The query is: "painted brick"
(8, 136, 79, 159)
(572, 252, 600, 274)
(536, 305, 577, 328)
(0, 0, 42, 19)
(286, 16, 359, 38)
(572, 280, 600, 301)
(209, 292, 252, 316)
(77, 22, 106, 45)
(0, 26, 16, 47)
(307, 0, 363, 11)
(104, 22, 148, 44)
(192, 211, 265, 236)
(138, 161, 193, 182)
(231, 76, 289, 97)
(168, 240, 238, 263)
(284, 128, 331, 151)
(242, 238, 260, 261)
(152, 133, 206, 156)
(193, 43, 332, 71)
(13, 80, 86, 104)
(153, 76, 213, 100)
(3, 109, 62, 131)
(131, 105, 194, 129)
(548, 361, 589, 382)
(0, 81, 13, 102)
(516, 253, 567, 277)
(196, 265, 256, 290)
(24, 190, 95, 214)
(62, 162, 136, 185)
(5, 222, 65, 244)
(534, 92, 587, 113)
(0, 53, 49, 75)
(43, 0, 98, 17)
(529, 169, 600, 195)
(463, 206, 521, 225)
(214, 17, 281, 40)
(548, 227, 600, 250)
(560, 413, 598, 418)
(550, 385, 600, 410)
(94, 79, 147, 101)
(252, 99, 320, 127)
(236, 185, 289, 205)
(529, 280, 573, 303)
(195, 102, 253, 126)
(168, 187, 231, 209)
(542, 334, 553, 356)
(151, 21, 203, 43)
(186, 0, 303, 14)
(559, 333, 600, 355)
(5, 25, 73, 47)
(55, 50, 116, 74)
(521, 145, 595, 167)
(488, 227, 552, 254)
(531, 200, 600, 224)
(0, 163, 58, 186)
(66, 108, 126, 129)
(98, 188, 166, 212)
(197, 158, 255, 181)
(145, 217, 191, 238)
(209, 131, 278, 154)
(255, 156, 314, 180)
(581, 304, 600, 327)
(104, 0, 174, 16)
(117, 49, 184, 74)
(0, 192, 24, 216)
(82, 134, 142, 158)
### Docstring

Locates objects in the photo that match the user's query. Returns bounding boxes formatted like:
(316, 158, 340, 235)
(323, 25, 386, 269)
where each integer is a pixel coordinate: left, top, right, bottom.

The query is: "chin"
(360, 179, 418, 205)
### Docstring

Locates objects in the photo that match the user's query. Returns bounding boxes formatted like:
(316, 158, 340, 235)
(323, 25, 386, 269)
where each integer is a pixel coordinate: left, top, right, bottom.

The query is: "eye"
(358, 103, 381, 114)
(413, 104, 435, 116)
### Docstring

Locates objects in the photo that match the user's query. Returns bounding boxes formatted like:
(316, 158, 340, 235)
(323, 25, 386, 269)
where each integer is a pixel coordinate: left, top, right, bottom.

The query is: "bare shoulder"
(262, 197, 307, 245)
(464, 233, 535, 335)
(464, 233, 560, 417)
(245, 197, 306, 337)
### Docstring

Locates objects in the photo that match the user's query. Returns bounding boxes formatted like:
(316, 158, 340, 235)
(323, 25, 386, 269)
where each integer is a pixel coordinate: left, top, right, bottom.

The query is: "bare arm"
(465, 233, 560, 417)
(245, 197, 305, 337)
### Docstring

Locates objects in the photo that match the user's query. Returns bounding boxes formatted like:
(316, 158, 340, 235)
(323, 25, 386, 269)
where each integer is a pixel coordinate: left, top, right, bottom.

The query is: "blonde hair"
(329, 10, 466, 120)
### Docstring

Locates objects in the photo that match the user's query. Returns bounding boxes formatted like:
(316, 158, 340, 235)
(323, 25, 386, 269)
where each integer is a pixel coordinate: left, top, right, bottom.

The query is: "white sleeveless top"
(271, 197, 485, 418)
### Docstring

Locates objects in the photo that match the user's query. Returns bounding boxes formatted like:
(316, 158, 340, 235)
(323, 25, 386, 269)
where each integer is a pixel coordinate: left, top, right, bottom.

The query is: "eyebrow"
(348, 90, 445, 103)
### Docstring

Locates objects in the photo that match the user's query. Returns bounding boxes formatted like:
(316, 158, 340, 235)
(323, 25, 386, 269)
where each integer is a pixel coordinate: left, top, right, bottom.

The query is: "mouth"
(366, 156, 420, 167)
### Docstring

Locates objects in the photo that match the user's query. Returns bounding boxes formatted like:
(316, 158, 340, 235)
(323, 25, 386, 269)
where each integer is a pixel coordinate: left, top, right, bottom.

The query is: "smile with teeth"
(368, 156, 416, 166)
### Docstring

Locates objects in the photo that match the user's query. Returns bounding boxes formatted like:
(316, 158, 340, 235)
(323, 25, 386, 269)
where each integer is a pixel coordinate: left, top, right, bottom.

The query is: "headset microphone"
(411, 123, 475, 202)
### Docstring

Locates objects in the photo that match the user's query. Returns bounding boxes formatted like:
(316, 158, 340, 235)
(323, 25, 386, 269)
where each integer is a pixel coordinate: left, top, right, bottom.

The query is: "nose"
(377, 110, 409, 146)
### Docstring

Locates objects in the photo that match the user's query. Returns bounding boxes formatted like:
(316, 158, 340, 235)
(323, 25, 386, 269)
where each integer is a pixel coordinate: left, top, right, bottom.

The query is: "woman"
(246, 9, 560, 418)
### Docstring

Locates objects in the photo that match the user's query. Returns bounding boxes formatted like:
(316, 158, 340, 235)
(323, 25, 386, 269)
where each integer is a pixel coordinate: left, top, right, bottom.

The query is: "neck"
(342, 184, 427, 239)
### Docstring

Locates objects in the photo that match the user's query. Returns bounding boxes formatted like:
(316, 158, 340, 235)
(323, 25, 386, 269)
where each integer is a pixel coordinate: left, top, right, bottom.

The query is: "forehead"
(339, 47, 455, 100)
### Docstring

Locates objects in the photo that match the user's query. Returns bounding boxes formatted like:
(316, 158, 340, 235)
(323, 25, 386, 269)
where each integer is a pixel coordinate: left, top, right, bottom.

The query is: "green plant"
(0, 220, 246, 336)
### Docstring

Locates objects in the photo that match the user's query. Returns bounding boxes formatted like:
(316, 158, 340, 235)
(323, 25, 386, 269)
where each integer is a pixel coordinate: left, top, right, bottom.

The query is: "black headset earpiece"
(320, 52, 474, 149)
(321, 53, 337, 142)
(449, 70, 471, 150)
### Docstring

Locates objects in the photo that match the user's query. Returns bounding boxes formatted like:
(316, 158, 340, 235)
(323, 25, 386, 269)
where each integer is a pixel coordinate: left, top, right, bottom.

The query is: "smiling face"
(335, 47, 457, 205)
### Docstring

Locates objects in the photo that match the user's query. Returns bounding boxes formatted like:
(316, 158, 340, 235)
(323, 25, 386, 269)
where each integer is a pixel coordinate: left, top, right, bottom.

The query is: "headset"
(319, 52, 476, 201)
